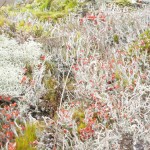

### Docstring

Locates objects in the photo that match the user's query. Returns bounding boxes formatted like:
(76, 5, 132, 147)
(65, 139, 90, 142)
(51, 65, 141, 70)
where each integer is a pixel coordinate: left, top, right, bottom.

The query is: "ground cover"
(0, 0, 150, 150)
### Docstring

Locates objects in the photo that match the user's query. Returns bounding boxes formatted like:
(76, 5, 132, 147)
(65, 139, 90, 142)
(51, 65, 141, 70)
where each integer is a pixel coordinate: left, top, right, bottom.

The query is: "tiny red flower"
(11, 103, 17, 107)
(6, 131, 14, 139)
(4, 96, 11, 101)
(6, 114, 12, 121)
(114, 84, 119, 89)
(140, 40, 145, 46)
(111, 73, 115, 80)
(79, 18, 84, 25)
(2, 124, 10, 129)
(87, 15, 97, 21)
(63, 129, 68, 134)
(99, 15, 106, 22)
(4, 105, 10, 110)
(129, 85, 134, 90)
(20, 76, 27, 84)
(8, 142, 16, 150)
(40, 55, 46, 61)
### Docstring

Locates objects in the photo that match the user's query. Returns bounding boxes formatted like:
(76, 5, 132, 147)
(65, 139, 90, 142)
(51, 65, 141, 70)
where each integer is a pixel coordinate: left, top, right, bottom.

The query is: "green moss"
(42, 76, 59, 106)
(115, 0, 131, 6)
(33, 11, 65, 20)
(139, 29, 150, 54)
(43, 76, 58, 90)
(9, 23, 16, 32)
(72, 108, 85, 123)
(65, 77, 75, 91)
(77, 121, 86, 133)
(40, 0, 53, 10)
(113, 34, 119, 44)
(72, 108, 86, 133)
(19, 20, 25, 27)
(0, 17, 5, 27)
(128, 29, 150, 55)
(123, 79, 129, 87)
(0, 0, 86, 37)
(115, 70, 122, 80)
(44, 61, 56, 74)
(16, 124, 37, 150)
(32, 25, 43, 37)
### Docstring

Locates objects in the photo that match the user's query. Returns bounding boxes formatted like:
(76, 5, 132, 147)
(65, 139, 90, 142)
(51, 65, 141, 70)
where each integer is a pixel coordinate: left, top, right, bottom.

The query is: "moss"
(25, 4, 34, 9)
(113, 34, 119, 44)
(139, 29, 150, 54)
(128, 29, 150, 55)
(16, 123, 37, 150)
(9, 23, 16, 32)
(19, 20, 25, 27)
(32, 25, 43, 37)
(115, 0, 131, 6)
(0, 0, 85, 33)
(77, 121, 87, 133)
(42, 76, 59, 106)
(72, 108, 86, 133)
(33, 11, 65, 21)
(40, 0, 53, 10)
(115, 70, 122, 80)
(43, 76, 58, 90)
(44, 61, 56, 74)
(0, 17, 5, 27)
(63, 77, 75, 91)
(123, 79, 129, 87)
(65, 0, 78, 11)
(72, 108, 85, 123)
(18, 0, 79, 21)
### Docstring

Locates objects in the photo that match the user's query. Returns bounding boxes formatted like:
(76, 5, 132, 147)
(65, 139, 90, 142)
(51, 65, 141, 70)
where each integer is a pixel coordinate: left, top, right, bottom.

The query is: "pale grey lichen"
(0, 34, 44, 97)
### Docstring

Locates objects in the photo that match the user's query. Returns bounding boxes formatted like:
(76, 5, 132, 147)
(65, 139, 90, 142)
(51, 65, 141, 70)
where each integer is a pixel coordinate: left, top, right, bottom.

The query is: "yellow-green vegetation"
(63, 77, 75, 91)
(115, 0, 131, 6)
(72, 108, 86, 133)
(128, 29, 150, 55)
(42, 61, 59, 106)
(93, 112, 114, 129)
(43, 76, 59, 103)
(0, 0, 86, 38)
(32, 25, 43, 37)
(0, 16, 5, 27)
(139, 29, 150, 54)
(44, 61, 56, 75)
(0, 15, 9, 27)
(2, 0, 81, 21)
(37, 0, 78, 12)
(16, 123, 37, 150)
(0, 0, 87, 38)
(16, 21, 46, 37)
(42, 60, 75, 113)
(114, 70, 122, 81)
(113, 69, 131, 88)
(34, 0, 79, 20)
(113, 34, 119, 44)
(122, 79, 129, 87)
